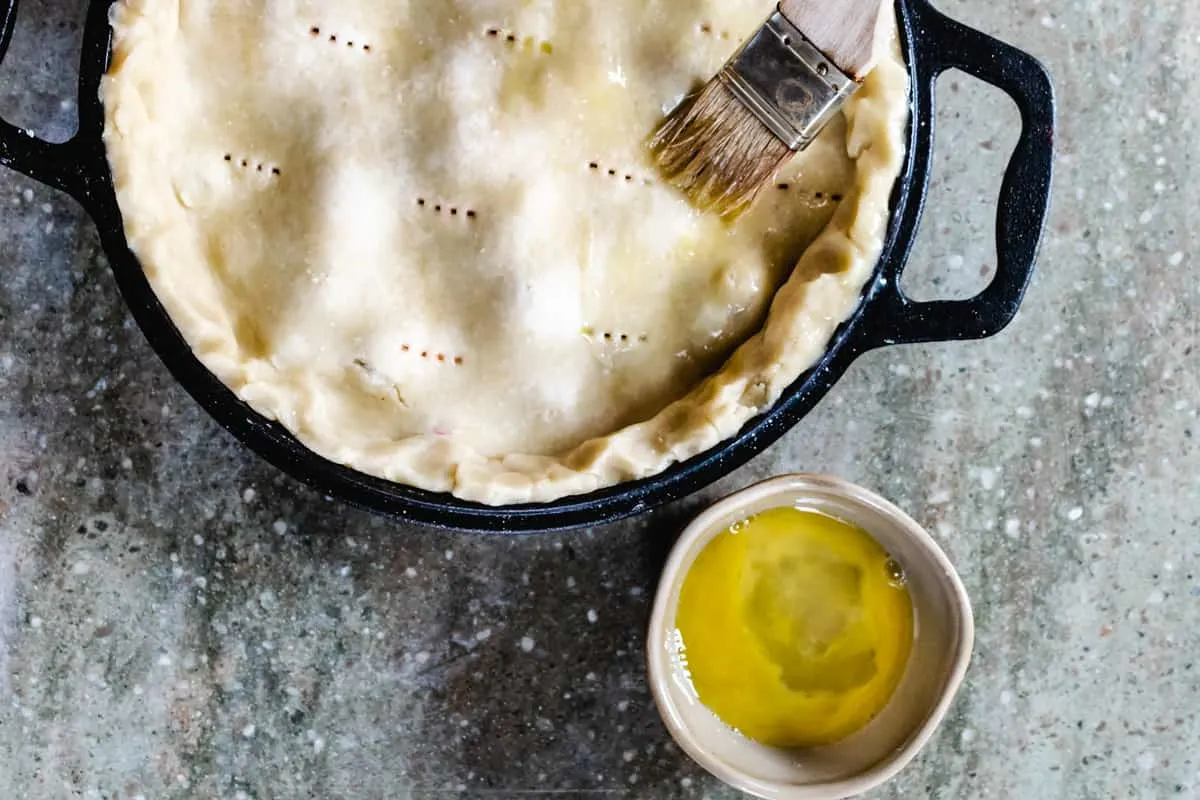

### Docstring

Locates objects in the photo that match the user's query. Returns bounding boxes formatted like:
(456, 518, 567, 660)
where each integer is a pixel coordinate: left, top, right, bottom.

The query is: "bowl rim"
(646, 473, 975, 800)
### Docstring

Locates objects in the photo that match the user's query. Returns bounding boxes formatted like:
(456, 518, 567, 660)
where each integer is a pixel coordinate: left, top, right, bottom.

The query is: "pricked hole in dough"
(226, 154, 282, 179)
(310, 24, 373, 52)
(698, 21, 732, 40)
(583, 328, 650, 347)
(398, 346, 465, 365)
(484, 26, 553, 54)
(588, 161, 652, 186)
(776, 184, 843, 205)
(417, 197, 477, 220)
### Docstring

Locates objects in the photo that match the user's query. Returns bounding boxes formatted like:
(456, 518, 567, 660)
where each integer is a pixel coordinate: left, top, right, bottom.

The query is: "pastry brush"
(650, 0, 886, 218)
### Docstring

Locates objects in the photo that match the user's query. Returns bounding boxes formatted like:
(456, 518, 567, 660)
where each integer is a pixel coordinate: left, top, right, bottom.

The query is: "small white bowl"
(648, 474, 974, 800)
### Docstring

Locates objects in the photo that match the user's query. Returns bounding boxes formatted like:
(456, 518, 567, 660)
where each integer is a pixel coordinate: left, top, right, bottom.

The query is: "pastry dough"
(102, 0, 909, 505)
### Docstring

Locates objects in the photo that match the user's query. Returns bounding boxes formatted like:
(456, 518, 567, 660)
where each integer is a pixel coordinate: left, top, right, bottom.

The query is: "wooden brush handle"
(779, 0, 884, 80)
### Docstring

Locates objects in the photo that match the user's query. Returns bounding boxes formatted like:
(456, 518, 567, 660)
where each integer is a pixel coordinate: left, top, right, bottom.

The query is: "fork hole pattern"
(310, 26, 373, 52)
(416, 198, 477, 219)
(698, 22, 732, 40)
(776, 183, 844, 203)
(224, 153, 282, 177)
(588, 162, 652, 186)
(583, 327, 649, 346)
(400, 344, 465, 365)
(485, 26, 554, 54)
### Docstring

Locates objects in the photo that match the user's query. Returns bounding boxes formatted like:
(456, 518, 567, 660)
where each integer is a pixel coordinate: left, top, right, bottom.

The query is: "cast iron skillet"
(0, 0, 1054, 532)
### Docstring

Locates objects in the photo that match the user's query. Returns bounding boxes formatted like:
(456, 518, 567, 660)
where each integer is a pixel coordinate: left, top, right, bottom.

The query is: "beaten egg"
(675, 507, 914, 748)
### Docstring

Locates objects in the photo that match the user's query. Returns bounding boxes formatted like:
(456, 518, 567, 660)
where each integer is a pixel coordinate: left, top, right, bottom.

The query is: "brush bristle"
(649, 79, 792, 218)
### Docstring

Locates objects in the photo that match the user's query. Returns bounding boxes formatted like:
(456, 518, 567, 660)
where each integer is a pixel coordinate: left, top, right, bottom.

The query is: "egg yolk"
(675, 507, 914, 748)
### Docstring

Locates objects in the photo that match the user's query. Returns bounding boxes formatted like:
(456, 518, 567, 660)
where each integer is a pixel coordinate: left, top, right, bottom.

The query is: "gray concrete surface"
(1, 0, 1198, 797)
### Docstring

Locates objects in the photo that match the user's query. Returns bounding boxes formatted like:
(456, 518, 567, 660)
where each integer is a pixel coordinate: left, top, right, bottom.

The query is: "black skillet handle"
(0, 0, 106, 206)
(866, 0, 1056, 347)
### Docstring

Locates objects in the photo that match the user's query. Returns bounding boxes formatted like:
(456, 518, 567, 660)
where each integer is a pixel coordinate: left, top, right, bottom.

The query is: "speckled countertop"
(1, 0, 1198, 798)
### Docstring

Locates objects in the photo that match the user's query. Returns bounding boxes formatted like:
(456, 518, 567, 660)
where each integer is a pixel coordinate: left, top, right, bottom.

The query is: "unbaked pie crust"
(103, 0, 909, 505)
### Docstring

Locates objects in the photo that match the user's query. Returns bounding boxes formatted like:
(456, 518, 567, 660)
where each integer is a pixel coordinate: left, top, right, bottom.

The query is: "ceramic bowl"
(647, 474, 974, 799)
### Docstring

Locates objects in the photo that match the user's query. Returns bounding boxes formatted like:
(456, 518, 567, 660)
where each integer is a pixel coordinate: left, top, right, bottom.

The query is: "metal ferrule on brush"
(719, 9, 859, 151)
